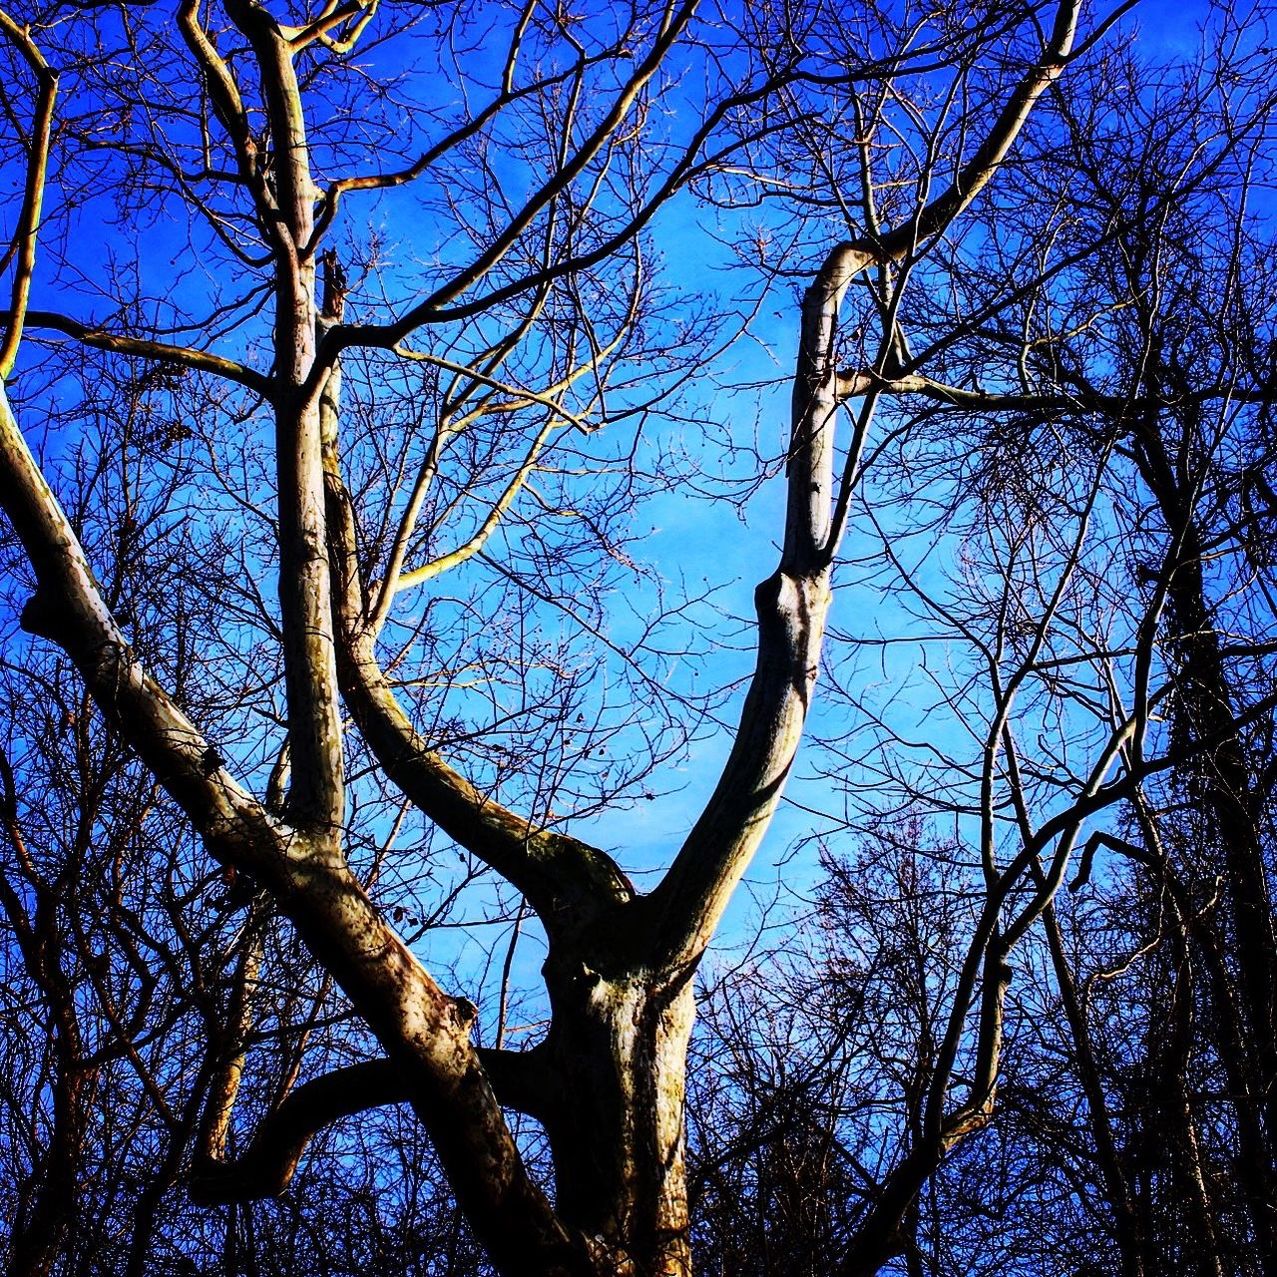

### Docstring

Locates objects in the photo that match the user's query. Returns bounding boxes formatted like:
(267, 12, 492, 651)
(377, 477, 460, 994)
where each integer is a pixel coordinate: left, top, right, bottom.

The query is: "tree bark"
(539, 953, 697, 1276)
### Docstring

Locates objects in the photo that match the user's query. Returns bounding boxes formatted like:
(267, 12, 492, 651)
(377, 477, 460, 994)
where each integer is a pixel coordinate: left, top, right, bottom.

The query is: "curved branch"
(190, 1046, 550, 1204)
(640, 0, 1084, 972)
(191, 1059, 407, 1202)
(15, 311, 273, 398)
(306, 18, 614, 253)
(370, 258, 642, 629)
(324, 459, 636, 936)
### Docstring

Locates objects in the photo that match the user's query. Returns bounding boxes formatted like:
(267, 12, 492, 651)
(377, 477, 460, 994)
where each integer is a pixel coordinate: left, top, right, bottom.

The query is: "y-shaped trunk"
(540, 950, 697, 1277)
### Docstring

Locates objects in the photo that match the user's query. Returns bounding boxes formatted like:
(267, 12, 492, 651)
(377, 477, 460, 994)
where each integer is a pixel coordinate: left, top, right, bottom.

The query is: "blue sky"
(2, 0, 1251, 1038)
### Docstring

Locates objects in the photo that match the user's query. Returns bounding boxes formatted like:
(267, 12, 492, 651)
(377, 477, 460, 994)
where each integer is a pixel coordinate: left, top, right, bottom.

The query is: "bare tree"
(0, 1, 1206, 1274)
(756, 17, 1277, 1276)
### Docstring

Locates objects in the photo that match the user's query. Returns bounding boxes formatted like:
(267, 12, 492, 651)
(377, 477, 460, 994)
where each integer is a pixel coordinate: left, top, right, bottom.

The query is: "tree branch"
(190, 1045, 550, 1204)
(0, 9, 57, 379)
(0, 385, 287, 873)
(324, 457, 636, 937)
(641, 0, 1084, 971)
(14, 311, 273, 398)
(835, 367, 1277, 413)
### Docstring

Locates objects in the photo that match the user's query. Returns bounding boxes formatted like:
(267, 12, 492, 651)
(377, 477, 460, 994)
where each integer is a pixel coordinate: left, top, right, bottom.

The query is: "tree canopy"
(1, 1, 1276, 1275)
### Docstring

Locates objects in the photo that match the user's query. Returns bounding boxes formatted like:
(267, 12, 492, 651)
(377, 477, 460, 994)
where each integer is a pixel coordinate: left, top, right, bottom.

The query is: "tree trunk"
(1131, 415, 1277, 1270)
(540, 950, 697, 1277)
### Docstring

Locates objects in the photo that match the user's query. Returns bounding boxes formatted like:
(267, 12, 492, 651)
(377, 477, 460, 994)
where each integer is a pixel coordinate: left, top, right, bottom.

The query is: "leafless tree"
(729, 16, 1277, 1276)
(0, 1, 1238, 1275)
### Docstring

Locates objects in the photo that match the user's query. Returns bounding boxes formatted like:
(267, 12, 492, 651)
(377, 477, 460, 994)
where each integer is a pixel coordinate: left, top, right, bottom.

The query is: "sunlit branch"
(387, 346, 590, 432)
(13, 311, 273, 398)
(0, 10, 57, 380)
(369, 266, 640, 631)
(282, 0, 377, 53)
(393, 415, 557, 594)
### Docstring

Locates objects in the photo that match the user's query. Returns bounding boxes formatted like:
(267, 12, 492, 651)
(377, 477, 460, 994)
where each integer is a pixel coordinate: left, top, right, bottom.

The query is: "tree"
(946, 28, 1277, 1272)
(737, 16, 1277, 1275)
(3, 1, 1263, 1275)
